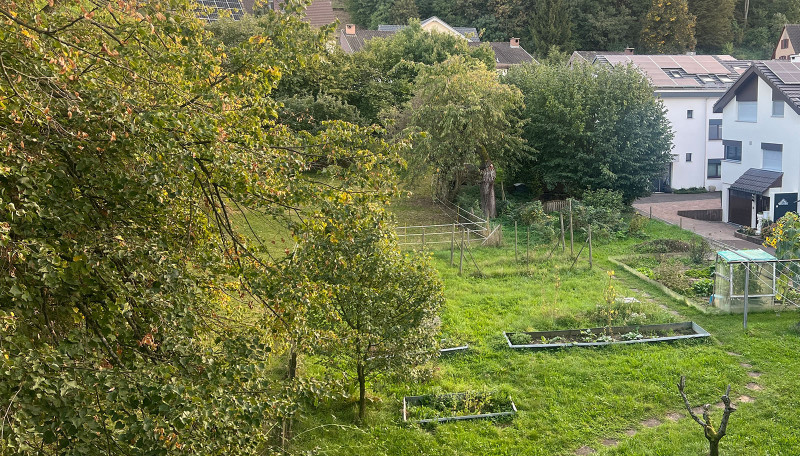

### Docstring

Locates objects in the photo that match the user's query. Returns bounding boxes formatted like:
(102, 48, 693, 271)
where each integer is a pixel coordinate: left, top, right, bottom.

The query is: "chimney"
(624, 47, 635, 55)
(510, 37, 520, 48)
(345, 24, 356, 35)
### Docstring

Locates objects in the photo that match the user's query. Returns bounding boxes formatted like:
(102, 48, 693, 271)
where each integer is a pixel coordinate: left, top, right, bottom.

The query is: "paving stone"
(691, 406, 705, 415)
(740, 362, 753, 369)
(726, 352, 742, 357)
(712, 401, 725, 409)
(737, 395, 754, 403)
(641, 418, 661, 428)
(666, 412, 683, 421)
(624, 429, 637, 437)
(575, 446, 596, 455)
(747, 371, 762, 378)
(601, 439, 619, 447)
(746, 382, 763, 391)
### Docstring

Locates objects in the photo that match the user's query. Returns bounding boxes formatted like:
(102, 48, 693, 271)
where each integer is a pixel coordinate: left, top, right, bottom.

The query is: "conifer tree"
(641, 0, 697, 54)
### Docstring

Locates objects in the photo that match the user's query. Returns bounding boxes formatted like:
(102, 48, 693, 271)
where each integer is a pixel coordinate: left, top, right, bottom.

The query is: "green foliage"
(640, 0, 697, 53)
(504, 63, 673, 205)
(528, 0, 572, 56)
(391, 55, 526, 200)
(686, 265, 715, 279)
(407, 391, 513, 420)
(512, 201, 557, 242)
(571, 190, 626, 237)
(278, 94, 364, 133)
(691, 278, 714, 297)
(689, 0, 734, 51)
(635, 239, 692, 254)
(628, 214, 650, 235)
(673, 186, 709, 194)
(688, 238, 711, 264)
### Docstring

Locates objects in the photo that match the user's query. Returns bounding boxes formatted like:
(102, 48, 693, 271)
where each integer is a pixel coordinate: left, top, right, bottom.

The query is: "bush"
(571, 189, 626, 236)
(582, 299, 649, 327)
(628, 214, 649, 235)
(513, 201, 556, 242)
(673, 187, 708, 194)
(635, 239, 691, 254)
(691, 279, 713, 297)
(636, 267, 654, 278)
(688, 238, 711, 264)
(686, 265, 714, 279)
(654, 260, 691, 294)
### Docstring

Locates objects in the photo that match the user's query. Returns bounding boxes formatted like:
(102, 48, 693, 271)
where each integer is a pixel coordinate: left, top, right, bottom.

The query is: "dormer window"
(669, 70, 681, 78)
(718, 75, 733, 83)
(698, 74, 715, 83)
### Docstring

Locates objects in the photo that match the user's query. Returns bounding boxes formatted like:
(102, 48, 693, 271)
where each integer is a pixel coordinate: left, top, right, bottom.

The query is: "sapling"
(678, 376, 736, 456)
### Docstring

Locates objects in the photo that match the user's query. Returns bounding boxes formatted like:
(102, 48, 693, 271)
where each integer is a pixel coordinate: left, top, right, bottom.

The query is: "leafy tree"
(0, 0, 423, 454)
(390, 0, 420, 24)
(529, 0, 572, 56)
(569, 0, 638, 51)
(504, 63, 673, 204)
(689, 0, 735, 51)
(277, 94, 364, 133)
(391, 56, 526, 217)
(293, 210, 443, 421)
(641, 0, 697, 53)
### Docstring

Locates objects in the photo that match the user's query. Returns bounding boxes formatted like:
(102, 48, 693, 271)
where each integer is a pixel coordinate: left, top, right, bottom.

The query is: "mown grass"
(290, 215, 800, 455)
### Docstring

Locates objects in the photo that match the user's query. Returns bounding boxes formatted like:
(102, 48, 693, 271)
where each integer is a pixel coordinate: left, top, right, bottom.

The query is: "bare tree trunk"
(357, 360, 366, 422)
(480, 162, 496, 219)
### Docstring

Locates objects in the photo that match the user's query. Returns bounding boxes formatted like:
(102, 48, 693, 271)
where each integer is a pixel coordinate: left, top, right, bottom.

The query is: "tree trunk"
(287, 343, 297, 380)
(480, 162, 497, 219)
(709, 439, 719, 456)
(357, 360, 366, 422)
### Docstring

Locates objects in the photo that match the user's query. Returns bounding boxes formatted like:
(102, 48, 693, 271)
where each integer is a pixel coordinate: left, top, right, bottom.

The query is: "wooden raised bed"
(504, 321, 710, 350)
(402, 392, 517, 424)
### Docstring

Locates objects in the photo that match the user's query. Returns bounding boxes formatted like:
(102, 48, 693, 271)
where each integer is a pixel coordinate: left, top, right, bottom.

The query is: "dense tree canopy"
(0, 1, 442, 454)
(641, 0, 697, 54)
(504, 62, 673, 204)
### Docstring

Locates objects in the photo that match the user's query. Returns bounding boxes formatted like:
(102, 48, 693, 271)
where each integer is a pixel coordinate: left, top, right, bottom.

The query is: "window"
(669, 70, 682, 78)
(773, 100, 784, 117)
(707, 159, 721, 178)
(782, 38, 790, 49)
(709, 119, 722, 140)
(672, 154, 680, 162)
(762, 143, 783, 171)
(698, 74, 715, 83)
(687, 109, 694, 119)
(724, 141, 742, 161)
(737, 101, 757, 122)
(686, 153, 692, 162)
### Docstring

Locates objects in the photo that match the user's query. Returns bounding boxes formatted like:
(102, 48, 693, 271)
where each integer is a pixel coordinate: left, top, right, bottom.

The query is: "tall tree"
(390, 0, 420, 24)
(690, 0, 735, 51)
(641, 0, 697, 53)
(504, 63, 673, 204)
(391, 56, 526, 217)
(529, 0, 572, 56)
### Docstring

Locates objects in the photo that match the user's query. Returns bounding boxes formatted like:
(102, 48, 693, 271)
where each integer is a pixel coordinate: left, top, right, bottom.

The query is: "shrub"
(654, 261, 691, 294)
(507, 332, 532, 345)
(513, 201, 556, 242)
(628, 214, 649, 235)
(688, 238, 711, 264)
(635, 239, 691, 254)
(636, 267, 654, 278)
(571, 189, 626, 236)
(686, 265, 714, 279)
(583, 299, 649, 327)
(691, 279, 714, 297)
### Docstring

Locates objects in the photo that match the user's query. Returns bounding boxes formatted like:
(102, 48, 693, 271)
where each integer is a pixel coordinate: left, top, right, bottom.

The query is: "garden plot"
(504, 321, 710, 349)
(402, 391, 517, 424)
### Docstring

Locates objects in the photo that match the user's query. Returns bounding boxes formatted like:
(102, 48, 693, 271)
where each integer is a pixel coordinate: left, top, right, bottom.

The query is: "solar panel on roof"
(765, 60, 800, 84)
(195, 0, 245, 20)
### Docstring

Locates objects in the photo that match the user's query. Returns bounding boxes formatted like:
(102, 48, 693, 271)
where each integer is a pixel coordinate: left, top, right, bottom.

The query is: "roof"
(717, 249, 777, 263)
(570, 50, 626, 64)
(196, 0, 247, 21)
(595, 54, 749, 90)
(339, 29, 396, 53)
(729, 168, 783, 195)
(713, 61, 800, 115)
(304, 0, 336, 27)
(786, 25, 800, 48)
(377, 17, 480, 42)
(470, 42, 537, 68)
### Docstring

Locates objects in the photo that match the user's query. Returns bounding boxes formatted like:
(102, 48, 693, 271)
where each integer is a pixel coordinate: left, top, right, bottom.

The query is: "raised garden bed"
(503, 321, 710, 349)
(439, 344, 470, 355)
(734, 230, 765, 246)
(402, 392, 517, 424)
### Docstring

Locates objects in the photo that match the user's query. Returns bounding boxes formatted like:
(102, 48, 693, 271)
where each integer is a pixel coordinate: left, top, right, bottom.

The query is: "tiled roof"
(786, 24, 800, 49)
(594, 54, 749, 90)
(470, 42, 536, 68)
(713, 61, 800, 115)
(304, 0, 336, 27)
(729, 168, 783, 195)
(570, 50, 626, 63)
(452, 27, 480, 42)
(377, 18, 480, 42)
(339, 29, 396, 53)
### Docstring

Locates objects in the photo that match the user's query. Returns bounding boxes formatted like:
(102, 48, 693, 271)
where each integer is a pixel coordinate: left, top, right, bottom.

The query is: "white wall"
(720, 76, 800, 224)
(658, 93, 725, 190)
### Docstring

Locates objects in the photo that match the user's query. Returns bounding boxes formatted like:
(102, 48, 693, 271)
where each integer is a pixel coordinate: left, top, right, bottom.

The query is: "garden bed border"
(608, 254, 718, 314)
(439, 344, 470, 355)
(402, 392, 517, 424)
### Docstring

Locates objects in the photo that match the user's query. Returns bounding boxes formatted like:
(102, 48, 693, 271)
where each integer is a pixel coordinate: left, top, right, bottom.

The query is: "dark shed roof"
(470, 42, 536, 67)
(729, 168, 783, 195)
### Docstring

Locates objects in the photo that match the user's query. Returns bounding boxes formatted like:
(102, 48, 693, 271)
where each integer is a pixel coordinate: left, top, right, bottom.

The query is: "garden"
(290, 211, 800, 455)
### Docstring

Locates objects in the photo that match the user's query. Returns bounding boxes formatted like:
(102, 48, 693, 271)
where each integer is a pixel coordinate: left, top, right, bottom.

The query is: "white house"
(589, 54, 750, 191)
(712, 61, 800, 228)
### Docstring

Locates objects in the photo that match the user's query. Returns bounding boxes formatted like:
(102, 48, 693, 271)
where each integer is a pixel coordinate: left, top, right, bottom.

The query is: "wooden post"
(560, 212, 566, 253)
(526, 226, 530, 263)
(459, 229, 465, 276)
(467, 225, 470, 244)
(450, 223, 455, 266)
(569, 199, 574, 255)
(588, 224, 593, 269)
(680, 217, 683, 229)
(422, 226, 426, 251)
(514, 221, 518, 262)
(649, 206, 652, 219)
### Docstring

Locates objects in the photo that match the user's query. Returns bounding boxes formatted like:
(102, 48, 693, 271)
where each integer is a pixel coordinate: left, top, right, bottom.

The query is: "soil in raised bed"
(507, 326, 697, 345)
(406, 392, 512, 421)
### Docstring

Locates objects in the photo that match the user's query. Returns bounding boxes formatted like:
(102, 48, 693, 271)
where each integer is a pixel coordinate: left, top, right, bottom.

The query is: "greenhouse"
(712, 249, 778, 314)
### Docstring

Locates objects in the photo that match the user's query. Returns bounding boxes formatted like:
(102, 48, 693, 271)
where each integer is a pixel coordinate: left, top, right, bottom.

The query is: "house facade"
(773, 24, 800, 61)
(713, 61, 800, 228)
(591, 54, 750, 191)
(340, 17, 536, 69)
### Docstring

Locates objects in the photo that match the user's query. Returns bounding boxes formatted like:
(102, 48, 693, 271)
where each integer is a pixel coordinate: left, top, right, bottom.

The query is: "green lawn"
(292, 218, 800, 455)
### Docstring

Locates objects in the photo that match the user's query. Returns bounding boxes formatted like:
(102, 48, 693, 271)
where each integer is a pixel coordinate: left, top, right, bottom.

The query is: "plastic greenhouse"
(712, 249, 777, 315)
